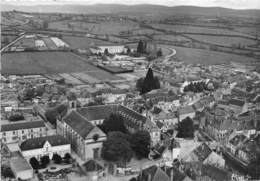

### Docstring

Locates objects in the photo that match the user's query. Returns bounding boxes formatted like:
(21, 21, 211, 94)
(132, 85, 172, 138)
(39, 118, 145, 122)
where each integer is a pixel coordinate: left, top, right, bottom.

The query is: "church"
(57, 99, 160, 161)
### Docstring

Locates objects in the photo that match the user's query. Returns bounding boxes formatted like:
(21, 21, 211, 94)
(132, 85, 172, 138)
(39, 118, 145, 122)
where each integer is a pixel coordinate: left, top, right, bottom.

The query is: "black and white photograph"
(1, 0, 260, 180)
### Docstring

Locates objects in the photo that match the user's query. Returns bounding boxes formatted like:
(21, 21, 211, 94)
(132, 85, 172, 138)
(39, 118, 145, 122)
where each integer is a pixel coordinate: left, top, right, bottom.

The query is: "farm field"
(234, 26, 260, 37)
(59, 73, 84, 85)
(85, 71, 123, 81)
(1, 51, 101, 75)
(187, 34, 258, 47)
(13, 37, 35, 48)
(131, 28, 163, 35)
(170, 46, 257, 65)
(151, 24, 251, 37)
(62, 36, 111, 49)
(49, 20, 140, 35)
(70, 72, 100, 84)
(1, 35, 18, 48)
(153, 34, 191, 42)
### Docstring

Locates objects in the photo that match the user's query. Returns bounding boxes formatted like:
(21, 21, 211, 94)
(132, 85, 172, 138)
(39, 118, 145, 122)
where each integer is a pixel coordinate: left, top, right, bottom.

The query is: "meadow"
(187, 34, 258, 48)
(170, 46, 257, 65)
(62, 36, 111, 49)
(1, 51, 100, 75)
(49, 20, 140, 35)
(151, 24, 250, 37)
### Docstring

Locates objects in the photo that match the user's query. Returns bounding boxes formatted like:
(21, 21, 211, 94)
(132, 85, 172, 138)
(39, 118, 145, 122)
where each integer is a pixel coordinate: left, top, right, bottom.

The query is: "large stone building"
(57, 104, 160, 161)
(0, 120, 47, 144)
(20, 135, 70, 161)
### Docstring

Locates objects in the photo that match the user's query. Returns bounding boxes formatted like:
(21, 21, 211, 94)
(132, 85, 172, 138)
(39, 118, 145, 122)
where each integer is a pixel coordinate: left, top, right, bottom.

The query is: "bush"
(29, 157, 40, 170)
(40, 155, 50, 168)
(1, 166, 14, 178)
(9, 113, 24, 121)
(63, 153, 71, 163)
(52, 153, 62, 164)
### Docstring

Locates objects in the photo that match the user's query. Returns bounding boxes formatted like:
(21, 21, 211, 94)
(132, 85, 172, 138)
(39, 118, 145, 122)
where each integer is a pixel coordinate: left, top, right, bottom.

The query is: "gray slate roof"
(1, 120, 46, 132)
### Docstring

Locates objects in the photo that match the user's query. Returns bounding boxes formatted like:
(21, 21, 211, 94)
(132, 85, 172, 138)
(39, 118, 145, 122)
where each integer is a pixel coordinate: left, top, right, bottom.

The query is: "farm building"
(90, 45, 125, 54)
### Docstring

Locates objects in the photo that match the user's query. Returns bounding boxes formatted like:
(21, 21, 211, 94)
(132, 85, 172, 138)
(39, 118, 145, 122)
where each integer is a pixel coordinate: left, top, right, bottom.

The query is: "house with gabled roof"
(183, 143, 225, 168)
(227, 134, 247, 155)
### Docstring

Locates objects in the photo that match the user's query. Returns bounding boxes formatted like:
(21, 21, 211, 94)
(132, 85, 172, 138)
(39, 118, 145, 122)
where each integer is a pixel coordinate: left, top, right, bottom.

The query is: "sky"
(1, 0, 260, 9)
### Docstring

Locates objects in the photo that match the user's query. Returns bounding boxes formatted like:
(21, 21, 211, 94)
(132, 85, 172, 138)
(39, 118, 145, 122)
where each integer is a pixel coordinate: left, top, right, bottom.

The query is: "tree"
(127, 47, 131, 54)
(64, 153, 71, 163)
(9, 113, 24, 121)
(137, 40, 144, 53)
(52, 153, 62, 164)
(153, 106, 162, 114)
(42, 20, 48, 29)
(40, 155, 50, 168)
(136, 78, 144, 92)
(101, 132, 133, 166)
(130, 130, 151, 159)
(29, 157, 40, 170)
(140, 68, 160, 95)
(104, 48, 109, 55)
(100, 113, 127, 134)
(45, 104, 67, 126)
(177, 117, 194, 138)
(157, 48, 162, 57)
(1, 166, 14, 178)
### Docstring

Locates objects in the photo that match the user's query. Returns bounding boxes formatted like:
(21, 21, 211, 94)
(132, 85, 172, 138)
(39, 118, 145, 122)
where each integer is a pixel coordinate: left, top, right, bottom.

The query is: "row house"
(0, 120, 47, 144)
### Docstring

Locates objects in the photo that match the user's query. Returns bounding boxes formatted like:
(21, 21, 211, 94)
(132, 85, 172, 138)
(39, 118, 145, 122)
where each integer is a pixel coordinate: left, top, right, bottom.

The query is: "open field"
(151, 24, 250, 36)
(62, 36, 111, 49)
(1, 51, 101, 75)
(49, 20, 140, 35)
(131, 28, 163, 35)
(186, 34, 258, 47)
(153, 34, 191, 42)
(234, 26, 260, 37)
(13, 37, 35, 48)
(171, 46, 257, 65)
(85, 71, 123, 81)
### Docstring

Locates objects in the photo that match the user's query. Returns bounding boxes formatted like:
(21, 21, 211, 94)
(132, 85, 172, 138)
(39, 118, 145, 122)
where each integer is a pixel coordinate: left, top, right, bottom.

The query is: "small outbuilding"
(10, 157, 34, 180)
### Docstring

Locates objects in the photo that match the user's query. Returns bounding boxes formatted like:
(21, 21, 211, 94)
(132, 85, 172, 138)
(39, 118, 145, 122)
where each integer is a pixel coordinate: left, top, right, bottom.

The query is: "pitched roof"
(20, 135, 69, 151)
(82, 159, 103, 172)
(191, 143, 212, 162)
(63, 110, 95, 138)
(201, 164, 231, 181)
(163, 166, 187, 181)
(178, 106, 194, 115)
(77, 104, 118, 121)
(10, 157, 32, 172)
(229, 99, 245, 107)
(1, 120, 46, 132)
(229, 134, 247, 146)
(139, 165, 170, 181)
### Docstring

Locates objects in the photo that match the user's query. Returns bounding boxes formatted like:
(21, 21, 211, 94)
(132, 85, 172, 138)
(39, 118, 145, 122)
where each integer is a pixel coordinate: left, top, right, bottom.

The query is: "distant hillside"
(1, 4, 260, 18)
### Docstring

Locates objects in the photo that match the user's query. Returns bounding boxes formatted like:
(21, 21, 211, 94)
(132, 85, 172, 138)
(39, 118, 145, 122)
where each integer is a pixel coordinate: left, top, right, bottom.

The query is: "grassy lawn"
(171, 46, 257, 65)
(1, 51, 100, 75)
